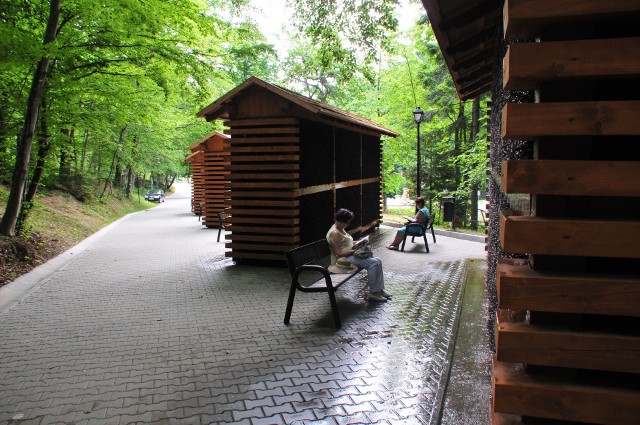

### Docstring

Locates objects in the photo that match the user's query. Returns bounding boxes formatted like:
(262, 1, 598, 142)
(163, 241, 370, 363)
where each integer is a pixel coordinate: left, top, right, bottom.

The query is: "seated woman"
(326, 208, 391, 302)
(386, 196, 430, 250)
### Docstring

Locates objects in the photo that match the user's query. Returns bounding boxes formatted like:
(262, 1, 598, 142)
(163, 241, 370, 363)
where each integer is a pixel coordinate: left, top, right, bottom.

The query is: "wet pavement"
(0, 183, 490, 425)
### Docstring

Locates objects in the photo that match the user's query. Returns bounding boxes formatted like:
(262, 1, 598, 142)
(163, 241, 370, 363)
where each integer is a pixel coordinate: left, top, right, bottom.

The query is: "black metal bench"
(284, 239, 363, 328)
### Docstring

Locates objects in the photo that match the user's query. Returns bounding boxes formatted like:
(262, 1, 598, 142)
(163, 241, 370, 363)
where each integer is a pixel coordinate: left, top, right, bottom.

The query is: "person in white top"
(326, 208, 391, 302)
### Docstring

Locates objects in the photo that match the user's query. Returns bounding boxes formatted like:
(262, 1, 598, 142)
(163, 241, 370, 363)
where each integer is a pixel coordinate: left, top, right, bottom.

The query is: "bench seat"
(284, 239, 363, 327)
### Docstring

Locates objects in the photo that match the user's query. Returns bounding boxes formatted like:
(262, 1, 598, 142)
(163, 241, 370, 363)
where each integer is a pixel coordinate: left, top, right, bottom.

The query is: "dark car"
(144, 189, 165, 203)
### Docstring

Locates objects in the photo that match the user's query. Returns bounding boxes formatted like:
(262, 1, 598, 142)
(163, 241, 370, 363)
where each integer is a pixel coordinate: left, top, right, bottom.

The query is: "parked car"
(144, 189, 165, 203)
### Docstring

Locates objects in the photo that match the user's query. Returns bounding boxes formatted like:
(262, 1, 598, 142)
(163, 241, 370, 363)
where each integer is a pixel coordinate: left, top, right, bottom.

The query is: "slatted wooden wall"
(223, 117, 302, 262)
(493, 1, 640, 423)
(201, 133, 230, 228)
(184, 149, 205, 215)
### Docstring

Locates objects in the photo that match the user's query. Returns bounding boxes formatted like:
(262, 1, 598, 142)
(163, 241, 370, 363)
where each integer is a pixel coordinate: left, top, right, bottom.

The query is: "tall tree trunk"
(26, 93, 51, 203)
(470, 97, 480, 230)
(80, 129, 90, 171)
(59, 128, 74, 184)
(0, 0, 61, 237)
(100, 125, 127, 199)
(125, 135, 140, 198)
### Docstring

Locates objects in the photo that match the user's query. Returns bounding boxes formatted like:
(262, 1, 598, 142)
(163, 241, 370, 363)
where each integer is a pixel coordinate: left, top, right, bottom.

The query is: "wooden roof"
(197, 76, 398, 137)
(187, 131, 228, 152)
(421, 0, 503, 100)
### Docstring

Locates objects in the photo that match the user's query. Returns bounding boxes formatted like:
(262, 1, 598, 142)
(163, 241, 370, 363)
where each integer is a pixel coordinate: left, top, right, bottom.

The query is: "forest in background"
(0, 0, 487, 239)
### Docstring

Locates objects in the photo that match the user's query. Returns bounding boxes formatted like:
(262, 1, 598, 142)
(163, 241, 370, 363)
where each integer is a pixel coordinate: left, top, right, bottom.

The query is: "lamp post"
(413, 106, 424, 197)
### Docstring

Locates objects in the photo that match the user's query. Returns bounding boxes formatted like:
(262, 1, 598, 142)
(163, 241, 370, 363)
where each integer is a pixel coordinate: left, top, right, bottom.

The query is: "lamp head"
(413, 106, 424, 124)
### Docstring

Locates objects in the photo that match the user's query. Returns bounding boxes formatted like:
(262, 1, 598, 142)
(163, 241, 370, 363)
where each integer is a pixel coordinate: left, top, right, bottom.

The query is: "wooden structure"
(197, 77, 396, 263)
(423, 0, 640, 423)
(183, 144, 205, 215)
(183, 132, 230, 228)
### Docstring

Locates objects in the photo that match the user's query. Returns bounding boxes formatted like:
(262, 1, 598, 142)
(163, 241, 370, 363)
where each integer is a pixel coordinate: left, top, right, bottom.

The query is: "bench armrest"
(292, 264, 334, 290)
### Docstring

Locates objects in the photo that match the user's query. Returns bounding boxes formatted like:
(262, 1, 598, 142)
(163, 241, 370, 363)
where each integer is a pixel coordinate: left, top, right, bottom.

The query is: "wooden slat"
(225, 191, 296, 199)
(501, 101, 640, 138)
(493, 361, 640, 424)
(226, 182, 298, 189)
(226, 117, 300, 127)
(228, 224, 297, 234)
(226, 243, 290, 252)
(225, 251, 285, 262)
(228, 145, 299, 153)
(230, 234, 299, 244)
(227, 199, 299, 208)
(502, 160, 640, 196)
(228, 208, 297, 217)
(504, 37, 640, 90)
(491, 413, 523, 425)
(496, 321, 640, 373)
(504, 0, 640, 39)
(227, 163, 299, 171)
(497, 262, 640, 317)
(500, 212, 640, 258)
(227, 137, 299, 144)
(228, 173, 299, 180)
(230, 155, 299, 162)
(230, 217, 299, 225)
(224, 127, 300, 135)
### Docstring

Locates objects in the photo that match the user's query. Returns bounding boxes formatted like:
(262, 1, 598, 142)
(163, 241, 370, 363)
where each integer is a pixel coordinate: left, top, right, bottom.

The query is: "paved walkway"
(0, 183, 489, 425)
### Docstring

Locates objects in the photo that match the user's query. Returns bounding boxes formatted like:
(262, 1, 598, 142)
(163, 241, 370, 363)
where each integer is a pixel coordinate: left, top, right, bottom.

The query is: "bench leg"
(327, 289, 342, 328)
(284, 281, 298, 325)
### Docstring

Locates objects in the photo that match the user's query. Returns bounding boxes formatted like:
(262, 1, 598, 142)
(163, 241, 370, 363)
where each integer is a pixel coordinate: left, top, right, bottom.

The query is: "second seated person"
(326, 208, 391, 302)
(386, 196, 430, 250)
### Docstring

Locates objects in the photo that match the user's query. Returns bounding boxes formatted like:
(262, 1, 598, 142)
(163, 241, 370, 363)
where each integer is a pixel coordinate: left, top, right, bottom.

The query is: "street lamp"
(413, 106, 424, 197)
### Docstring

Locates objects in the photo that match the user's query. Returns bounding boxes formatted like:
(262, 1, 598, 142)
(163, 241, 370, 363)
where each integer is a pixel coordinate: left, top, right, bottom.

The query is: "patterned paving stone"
(0, 182, 487, 425)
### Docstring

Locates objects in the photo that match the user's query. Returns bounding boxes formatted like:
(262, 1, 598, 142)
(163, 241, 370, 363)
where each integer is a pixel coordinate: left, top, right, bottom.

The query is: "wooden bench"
(284, 239, 363, 328)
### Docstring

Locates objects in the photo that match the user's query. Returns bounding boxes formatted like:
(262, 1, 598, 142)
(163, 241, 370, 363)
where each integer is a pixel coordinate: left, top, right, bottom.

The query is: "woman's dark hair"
(415, 197, 425, 207)
(335, 208, 354, 223)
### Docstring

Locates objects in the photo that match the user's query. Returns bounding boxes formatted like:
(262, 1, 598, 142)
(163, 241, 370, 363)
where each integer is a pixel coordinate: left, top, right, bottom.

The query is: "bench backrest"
(285, 239, 331, 276)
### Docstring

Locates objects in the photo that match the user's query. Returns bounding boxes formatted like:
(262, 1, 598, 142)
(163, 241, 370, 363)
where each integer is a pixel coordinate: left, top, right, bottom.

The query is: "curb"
(382, 222, 485, 243)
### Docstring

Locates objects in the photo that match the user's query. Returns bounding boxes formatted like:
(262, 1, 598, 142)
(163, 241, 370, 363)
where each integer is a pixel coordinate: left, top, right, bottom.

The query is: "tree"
(0, 0, 60, 236)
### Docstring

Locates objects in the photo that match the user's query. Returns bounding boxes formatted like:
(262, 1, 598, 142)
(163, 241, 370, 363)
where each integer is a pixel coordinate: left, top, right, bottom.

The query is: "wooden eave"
(183, 150, 203, 164)
(421, 0, 503, 100)
(197, 76, 398, 138)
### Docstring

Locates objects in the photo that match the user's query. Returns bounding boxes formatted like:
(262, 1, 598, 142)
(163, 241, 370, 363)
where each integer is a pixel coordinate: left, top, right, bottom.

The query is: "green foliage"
(1, 0, 488, 233)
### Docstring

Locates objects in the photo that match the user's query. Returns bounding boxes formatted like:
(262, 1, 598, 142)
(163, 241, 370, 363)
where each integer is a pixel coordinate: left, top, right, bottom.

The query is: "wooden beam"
(226, 199, 299, 208)
(498, 262, 640, 317)
(226, 251, 285, 262)
(228, 208, 297, 217)
(502, 101, 640, 138)
(227, 136, 299, 144)
(496, 321, 640, 373)
(493, 361, 640, 424)
(229, 172, 299, 180)
(295, 178, 380, 197)
(229, 154, 299, 162)
(226, 182, 298, 189)
(228, 145, 299, 153)
(226, 117, 300, 127)
(230, 234, 299, 244)
(504, 37, 640, 90)
(504, 0, 640, 39)
(500, 212, 640, 258)
(502, 160, 640, 196)
(226, 164, 299, 171)
(227, 225, 297, 235)
(224, 127, 300, 135)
